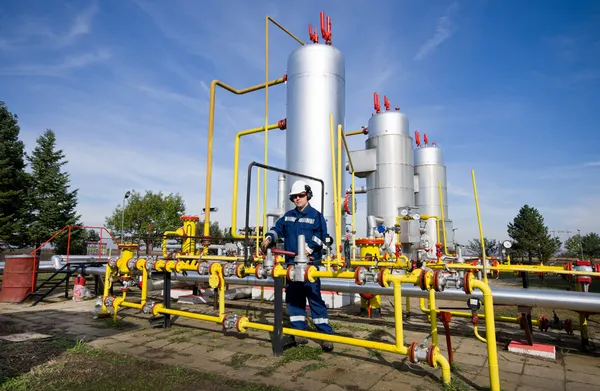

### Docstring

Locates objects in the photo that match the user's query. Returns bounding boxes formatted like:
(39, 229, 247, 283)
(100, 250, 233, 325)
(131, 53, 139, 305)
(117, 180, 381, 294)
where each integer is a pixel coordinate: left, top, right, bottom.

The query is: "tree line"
(464, 204, 600, 262)
(0, 101, 91, 254)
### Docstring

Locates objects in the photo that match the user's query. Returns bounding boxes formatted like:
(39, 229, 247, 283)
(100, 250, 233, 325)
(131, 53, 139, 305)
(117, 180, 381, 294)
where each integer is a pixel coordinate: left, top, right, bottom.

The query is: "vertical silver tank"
(414, 143, 454, 251)
(286, 44, 345, 240)
(365, 111, 415, 229)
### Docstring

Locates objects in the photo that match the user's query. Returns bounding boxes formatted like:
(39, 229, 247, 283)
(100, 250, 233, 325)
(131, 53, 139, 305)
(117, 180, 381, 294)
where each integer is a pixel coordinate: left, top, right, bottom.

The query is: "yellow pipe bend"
(204, 77, 286, 237)
(473, 325, 487, 343)
(468, 277, 500, 391)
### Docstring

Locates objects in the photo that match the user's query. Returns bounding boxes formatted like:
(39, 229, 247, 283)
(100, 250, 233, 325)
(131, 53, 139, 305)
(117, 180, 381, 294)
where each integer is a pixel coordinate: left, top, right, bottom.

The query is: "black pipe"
(163, 271, 171, 328)
(272, 276, 284, 356)
(244, 161, 325, 266)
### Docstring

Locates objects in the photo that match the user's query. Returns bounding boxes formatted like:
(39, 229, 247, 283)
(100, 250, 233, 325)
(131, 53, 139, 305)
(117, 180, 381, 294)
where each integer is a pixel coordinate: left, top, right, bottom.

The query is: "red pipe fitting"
(308, 24, 319, 43)
(424, 133, 429, 146)
(384, 95, 390, 111)
(373, 92, 381, 113)
(361, 126, 368, 135)
(415, 131, 421, 147)
(320, 11, 332, 44)
(277, 118, 287, 130)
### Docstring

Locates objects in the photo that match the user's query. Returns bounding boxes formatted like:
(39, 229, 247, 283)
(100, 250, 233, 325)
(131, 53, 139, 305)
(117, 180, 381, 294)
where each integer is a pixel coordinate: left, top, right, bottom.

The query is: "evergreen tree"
(507, 205, 561, 263)
(27, 129, 83, 252)
(0, 101, 30, 249)
(465, 237, 500, 258)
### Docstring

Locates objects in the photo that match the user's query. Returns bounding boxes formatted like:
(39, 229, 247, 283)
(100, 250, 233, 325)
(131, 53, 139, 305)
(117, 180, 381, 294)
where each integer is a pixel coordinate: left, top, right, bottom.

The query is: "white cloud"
(414, 2, 460, 61)
(0, 49, 111, 77)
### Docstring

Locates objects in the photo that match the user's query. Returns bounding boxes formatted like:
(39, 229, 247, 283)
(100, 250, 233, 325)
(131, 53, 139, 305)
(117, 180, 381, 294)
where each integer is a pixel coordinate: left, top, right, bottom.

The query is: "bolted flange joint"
(433, 270, 463, 292)
(222, 313, 240, 332)
(142, 300, 155, 315)
(144, 258, 156, 272)
(408, 342, 429, 364)
(354, 266, 378, 286)
(127, 258, 138, 273)
(107, 257, 117, 268)
(103, 296, 116, 308)
(222, 263, 236, 277)
(197, 261, 210, 275)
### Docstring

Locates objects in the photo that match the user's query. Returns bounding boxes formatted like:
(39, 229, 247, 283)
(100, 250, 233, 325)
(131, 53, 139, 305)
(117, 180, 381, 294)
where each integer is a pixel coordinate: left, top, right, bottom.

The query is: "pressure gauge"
(467, 298, 481, 311)
(412, 213, 421, 220)
(400, 209, 409, 217)
(502, 240, 512, 249)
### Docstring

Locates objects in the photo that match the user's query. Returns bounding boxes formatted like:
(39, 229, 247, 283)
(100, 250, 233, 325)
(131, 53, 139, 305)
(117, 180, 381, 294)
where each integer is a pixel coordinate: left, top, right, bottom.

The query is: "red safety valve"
(415, 131, 421, 147)
(320, 12, 332, 44)
(424, 133, 429, 146)
(373, 92, 381, 113)
(308, 24, 319, 43)
(384, 95, 390, 111)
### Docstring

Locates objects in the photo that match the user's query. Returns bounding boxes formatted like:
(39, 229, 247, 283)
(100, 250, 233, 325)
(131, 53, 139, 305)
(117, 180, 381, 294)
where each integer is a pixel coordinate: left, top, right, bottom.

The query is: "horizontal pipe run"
(71, 267, 600, 314)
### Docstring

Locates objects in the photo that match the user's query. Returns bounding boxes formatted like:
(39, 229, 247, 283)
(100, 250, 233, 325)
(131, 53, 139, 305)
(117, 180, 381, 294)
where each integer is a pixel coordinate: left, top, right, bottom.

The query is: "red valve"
(373, 92, 381, 113)
(424, 133, 429, 146)
(384, 95, 390, 111)
(308, 24, 319, 43)
(361, 126, 368, 135)
(320, 12, 332, 45)
(277, 118, 287, 130)
(415, 131, 421, 147)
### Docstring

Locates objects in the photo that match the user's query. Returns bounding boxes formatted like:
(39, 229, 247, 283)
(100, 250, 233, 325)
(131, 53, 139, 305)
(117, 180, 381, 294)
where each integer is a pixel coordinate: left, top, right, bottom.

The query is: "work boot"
(295, 337, 309, 345)
(321, 341, 334, 352)
(280, 335, 297, 349)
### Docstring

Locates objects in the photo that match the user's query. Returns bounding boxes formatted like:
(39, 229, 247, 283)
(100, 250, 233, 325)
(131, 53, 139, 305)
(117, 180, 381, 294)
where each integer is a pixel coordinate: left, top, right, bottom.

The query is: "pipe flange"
(107, 257, 117, 268)
(286, 265, 294, 282)
(426, 345, 437, 367)
(433, 270, 443, 292)
(144, 258, 156, 271)
(463, 272, 472, 294)
(127, 258, 137, 273)
(209, 262, 222, 275)
(354, 267, 366, 286)
(222, 313, 239, 331)
(142, 300, 155, 315)
(236, 316, 248, 333)
(197, 261, 209, 275)
(419, 270, 429, 291)
(222, 262, 236, 278)
(377, 268, 390, 288)
(255, 265, 265, 280)
(103, 296, 115, 308)
(235, 264, 246, 278)
(408, 342, 418, 363)
(305, 265, 316, 283)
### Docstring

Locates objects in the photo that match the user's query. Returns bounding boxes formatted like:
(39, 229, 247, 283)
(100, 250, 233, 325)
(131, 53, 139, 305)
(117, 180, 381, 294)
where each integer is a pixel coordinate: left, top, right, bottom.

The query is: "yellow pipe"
(162, 230, 182, 258)
(175, 254, 247, 262)
(99, 262, 113, 316)
(437, 181, 449, 255)
(339, 130, 356, 260)
(350, 254, 410, 268)
(229, 124, 281, 240)
(203, 77, 286, 237)
(393, 281, 404, 350)
(267, 16, 304, 45)
(337, 124, 343, 268)
(345, 128, 367, 137)
(473, 325, 487, 343)
(156, 305, 223, 323)
(437, 263, 600, 277)
(263, 17, 269, 245)
(329, 114, 340, 267)
(406, 296, 411, 315)
(309, 270, 355, 280)
(429, 288, 438, 346)
(418, 298, 540, 325)
(471, 171, 488, 283)
(469, 277, 500, 391)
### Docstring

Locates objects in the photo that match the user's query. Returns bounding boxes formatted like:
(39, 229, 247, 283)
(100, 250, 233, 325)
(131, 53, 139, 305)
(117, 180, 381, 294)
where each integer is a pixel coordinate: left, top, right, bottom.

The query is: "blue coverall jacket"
(265, 203, 327, 265)
(265, 203, 334, 335)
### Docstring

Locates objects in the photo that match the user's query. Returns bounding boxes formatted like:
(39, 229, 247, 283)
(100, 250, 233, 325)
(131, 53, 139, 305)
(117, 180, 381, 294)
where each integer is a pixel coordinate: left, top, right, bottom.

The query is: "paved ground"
(1, 284, 600, 391)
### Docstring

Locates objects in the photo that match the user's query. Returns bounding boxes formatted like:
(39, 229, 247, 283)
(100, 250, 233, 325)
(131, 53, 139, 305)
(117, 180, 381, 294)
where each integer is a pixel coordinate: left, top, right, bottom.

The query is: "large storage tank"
(365, 110, 415, 229)
(286, 43, 345, 241)
(414, 139, 454, 252)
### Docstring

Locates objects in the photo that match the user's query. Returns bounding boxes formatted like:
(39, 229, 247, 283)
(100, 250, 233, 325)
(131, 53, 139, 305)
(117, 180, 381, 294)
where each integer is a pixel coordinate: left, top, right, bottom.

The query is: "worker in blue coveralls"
(261, 179, 334, 352)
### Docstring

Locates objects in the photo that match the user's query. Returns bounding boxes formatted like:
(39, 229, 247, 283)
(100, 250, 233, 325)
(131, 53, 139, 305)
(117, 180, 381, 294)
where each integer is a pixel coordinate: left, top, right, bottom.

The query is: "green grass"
(0, 338, 283, 391)
(259, 345, 324, 375)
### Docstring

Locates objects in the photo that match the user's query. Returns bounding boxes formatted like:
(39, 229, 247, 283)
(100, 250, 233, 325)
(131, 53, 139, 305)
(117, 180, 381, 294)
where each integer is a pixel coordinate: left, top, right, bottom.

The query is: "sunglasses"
(291, 193, 307, 200)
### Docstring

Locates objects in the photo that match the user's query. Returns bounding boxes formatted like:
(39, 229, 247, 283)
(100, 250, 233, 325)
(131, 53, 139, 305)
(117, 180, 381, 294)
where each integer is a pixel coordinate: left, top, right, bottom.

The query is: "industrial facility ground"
(1, 278, 599, 391)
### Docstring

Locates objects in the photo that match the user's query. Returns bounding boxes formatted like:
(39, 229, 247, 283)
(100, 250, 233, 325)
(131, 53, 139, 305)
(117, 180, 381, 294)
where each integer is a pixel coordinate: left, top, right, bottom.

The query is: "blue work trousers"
(285, 278, 334, 335)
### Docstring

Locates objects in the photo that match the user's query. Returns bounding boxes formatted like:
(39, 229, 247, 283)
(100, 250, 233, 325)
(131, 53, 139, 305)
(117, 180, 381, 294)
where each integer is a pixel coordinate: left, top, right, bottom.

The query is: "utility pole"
(577, 229, 584, 260)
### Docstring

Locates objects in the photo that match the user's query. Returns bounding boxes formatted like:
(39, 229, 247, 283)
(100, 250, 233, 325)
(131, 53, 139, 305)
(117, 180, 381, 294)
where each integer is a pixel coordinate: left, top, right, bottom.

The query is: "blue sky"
(1, 0, 599, 247)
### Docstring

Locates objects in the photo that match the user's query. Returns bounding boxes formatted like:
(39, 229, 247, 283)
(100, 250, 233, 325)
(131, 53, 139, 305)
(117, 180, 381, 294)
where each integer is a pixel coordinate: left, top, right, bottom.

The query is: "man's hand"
(260, 236, 272, 252)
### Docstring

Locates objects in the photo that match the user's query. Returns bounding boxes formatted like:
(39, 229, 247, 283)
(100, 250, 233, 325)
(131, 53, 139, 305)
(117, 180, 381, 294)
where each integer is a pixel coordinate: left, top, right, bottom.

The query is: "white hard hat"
(289, 180, 312, 200)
